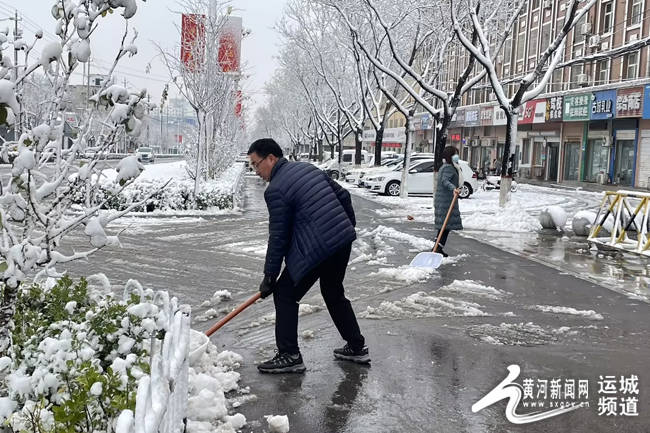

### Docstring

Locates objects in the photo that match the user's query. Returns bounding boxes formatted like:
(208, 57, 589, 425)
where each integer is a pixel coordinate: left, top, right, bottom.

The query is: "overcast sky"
(3, 0, 287, 114)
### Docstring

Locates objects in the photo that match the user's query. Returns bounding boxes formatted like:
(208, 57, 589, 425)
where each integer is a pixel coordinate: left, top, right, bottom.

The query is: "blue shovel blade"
(410, 252, 444, 269)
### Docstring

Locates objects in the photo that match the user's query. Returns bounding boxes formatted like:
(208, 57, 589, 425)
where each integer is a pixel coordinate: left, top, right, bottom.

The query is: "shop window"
(521, 139, 531, 164)
(600, 1, 613, 33)
(623, 51, 639, 79)
(628, 0, 642, 25)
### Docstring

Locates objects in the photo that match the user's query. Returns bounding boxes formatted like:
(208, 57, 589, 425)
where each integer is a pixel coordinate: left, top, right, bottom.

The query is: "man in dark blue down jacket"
(248, 138, 369, 373)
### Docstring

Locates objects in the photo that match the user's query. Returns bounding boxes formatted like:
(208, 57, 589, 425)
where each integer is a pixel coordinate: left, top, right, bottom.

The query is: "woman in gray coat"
(434, 146, 463, 257)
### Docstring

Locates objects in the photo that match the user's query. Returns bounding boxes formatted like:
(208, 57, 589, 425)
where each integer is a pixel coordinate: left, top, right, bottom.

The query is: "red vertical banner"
(181, 14, 205, 71)
(218, 16, 242, 73)
(235, 90, 242, 117)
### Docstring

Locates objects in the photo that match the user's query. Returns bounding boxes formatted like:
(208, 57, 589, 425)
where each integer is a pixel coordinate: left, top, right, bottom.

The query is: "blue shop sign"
(643, 85, 650, 119)
(591, 90, 616, 120)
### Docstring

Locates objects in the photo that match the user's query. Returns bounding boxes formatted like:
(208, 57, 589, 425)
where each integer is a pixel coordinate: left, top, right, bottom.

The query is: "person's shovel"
(205, 292, 261, 337)
(410, 190, 459, 269)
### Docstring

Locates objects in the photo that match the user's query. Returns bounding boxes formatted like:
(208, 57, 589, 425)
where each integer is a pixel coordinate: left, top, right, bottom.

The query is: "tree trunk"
(0, 282, 19, 356)
(499, 110, 518, 207)
(374, 126, 384, 167)
(354, 127, 362, 166)
(193, 110, 204, 199)
(400, 114, 414, 199)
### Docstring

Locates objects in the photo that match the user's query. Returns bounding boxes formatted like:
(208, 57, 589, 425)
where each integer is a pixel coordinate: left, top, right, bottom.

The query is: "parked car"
(364, 159, 478, 198)
(136, 147, 155, 163)
(322, 149, 372, 179)
(348, 154, 445, 188)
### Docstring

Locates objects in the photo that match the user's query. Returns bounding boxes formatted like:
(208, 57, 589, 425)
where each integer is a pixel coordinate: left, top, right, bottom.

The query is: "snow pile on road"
(186, 338, 252, 432)
(467, 322, 576, 346)
(360, 291, 489, 319)
(370, 265, 436, 284)
(438, 279, 509, 300)
(463, 203, 542, 232)
(529, 305, 604, 320)
(363, 225, 434, 251)
(267, 415, 290, 432)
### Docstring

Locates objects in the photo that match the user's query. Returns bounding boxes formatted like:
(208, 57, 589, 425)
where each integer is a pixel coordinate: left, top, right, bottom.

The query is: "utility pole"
(10, 10, 22, 140)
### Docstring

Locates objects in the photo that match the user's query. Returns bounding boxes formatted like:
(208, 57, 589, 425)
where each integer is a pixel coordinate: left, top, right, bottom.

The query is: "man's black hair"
(248, 138, 284, 158)
(441, 145, 458, 164)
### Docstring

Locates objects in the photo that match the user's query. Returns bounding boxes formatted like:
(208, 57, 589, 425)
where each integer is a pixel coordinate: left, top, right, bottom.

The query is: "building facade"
(418, 0, 650, 187)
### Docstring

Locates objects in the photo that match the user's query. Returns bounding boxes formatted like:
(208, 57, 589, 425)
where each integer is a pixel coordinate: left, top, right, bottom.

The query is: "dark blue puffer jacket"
(263, 158, 356, 283)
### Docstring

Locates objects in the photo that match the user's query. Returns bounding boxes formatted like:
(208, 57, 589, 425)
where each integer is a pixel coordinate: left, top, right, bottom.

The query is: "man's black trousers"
(273, 242, 365, 355)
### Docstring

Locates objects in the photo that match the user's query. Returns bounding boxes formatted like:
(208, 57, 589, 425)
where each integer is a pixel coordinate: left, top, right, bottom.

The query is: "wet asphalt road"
(61, 176, 650, 433)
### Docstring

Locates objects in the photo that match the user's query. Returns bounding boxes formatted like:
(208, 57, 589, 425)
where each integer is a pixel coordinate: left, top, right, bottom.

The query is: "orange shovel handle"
(205, 292, 262, 337)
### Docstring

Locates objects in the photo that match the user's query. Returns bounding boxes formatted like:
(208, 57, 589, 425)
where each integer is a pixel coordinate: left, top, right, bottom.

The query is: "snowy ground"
(57, 175, 650, 432)
(343, 181, 650, 302)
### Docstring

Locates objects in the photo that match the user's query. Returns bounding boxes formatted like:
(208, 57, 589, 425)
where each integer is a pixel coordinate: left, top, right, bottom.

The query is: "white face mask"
(451, 154, 460, 164)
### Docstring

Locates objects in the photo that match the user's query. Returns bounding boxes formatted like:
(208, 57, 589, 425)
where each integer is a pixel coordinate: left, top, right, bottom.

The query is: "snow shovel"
(205, 292, 261, 337)
(410, 190, 459, 269)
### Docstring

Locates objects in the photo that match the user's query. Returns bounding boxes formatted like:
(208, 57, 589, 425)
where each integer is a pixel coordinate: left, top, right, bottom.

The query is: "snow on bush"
(0, 275, 250, 432)
(72, 162, 245, 212)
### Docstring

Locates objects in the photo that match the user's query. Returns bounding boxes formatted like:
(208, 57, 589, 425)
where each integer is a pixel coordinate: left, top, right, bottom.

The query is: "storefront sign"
(591, 90, 616, 120)
(520, 99, 546, 124)
(546, 96, 563, 121)
(493, 106, 506, 125)
(563, 94, 591, 121)
(616, 87, 643, 118)
(643, 85, 650, 119)
(450, 109, 464, 128)
(465, 108, 480, 127)
(480, 106, 493, 126)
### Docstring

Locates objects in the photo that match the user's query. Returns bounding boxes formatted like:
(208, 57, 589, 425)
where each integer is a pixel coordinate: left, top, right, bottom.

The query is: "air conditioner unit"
(589, 35, 601, 48)
(577, 73, 589, 86)
(543, 0, 552, 9)
(581, 22, 592, 35)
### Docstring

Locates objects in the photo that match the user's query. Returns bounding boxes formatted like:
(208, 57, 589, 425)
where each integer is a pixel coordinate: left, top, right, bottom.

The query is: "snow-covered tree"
(451, 0, 596, 206)
(0, 0, 158, 354)
(157, 0, 244, 196)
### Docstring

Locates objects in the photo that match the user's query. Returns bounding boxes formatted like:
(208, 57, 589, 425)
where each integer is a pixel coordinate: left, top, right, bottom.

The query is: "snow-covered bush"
(0, 275, 162, 431)
(72, 179, 234, 212)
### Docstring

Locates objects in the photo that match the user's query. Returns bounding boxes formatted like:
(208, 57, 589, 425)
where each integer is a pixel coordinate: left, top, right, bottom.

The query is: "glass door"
(563, 142, 580, 181)
(614, 140, 635, 186)
(584, 138, 610, 182)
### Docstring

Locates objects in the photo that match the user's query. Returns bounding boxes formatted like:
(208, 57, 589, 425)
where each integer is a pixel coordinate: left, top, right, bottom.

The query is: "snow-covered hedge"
(75, 179, 234, 212)
(72, 163, 246, 212)
(0, 276, 179, 431)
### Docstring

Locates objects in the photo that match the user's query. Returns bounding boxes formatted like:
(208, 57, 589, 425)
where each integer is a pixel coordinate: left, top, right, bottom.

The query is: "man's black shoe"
(333, 344, 371, 364)
(257, 352, 306, 374)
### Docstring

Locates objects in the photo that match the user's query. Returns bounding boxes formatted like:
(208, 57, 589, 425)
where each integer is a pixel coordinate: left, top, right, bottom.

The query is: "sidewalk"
(522, 177, 650, 194)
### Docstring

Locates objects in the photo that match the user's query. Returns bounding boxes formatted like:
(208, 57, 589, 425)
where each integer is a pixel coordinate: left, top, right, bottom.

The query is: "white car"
(364, 159, 478, 198)
(136, 147, 155, 163)
(345, 158, 401, 186)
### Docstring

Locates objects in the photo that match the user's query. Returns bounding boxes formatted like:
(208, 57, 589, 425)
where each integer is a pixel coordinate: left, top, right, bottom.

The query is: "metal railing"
(231, 162, 246, 209)
(588, 190, 650, 255)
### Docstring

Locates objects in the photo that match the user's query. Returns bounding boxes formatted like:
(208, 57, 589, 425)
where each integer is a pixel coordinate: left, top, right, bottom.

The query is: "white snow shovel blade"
(410, 251, 443, 269)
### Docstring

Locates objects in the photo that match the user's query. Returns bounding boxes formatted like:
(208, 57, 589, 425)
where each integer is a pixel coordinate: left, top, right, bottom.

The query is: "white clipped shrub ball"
(539, 206, 567, 230)
(572, 210, 597, 236)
